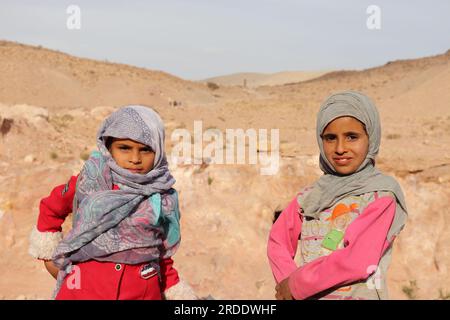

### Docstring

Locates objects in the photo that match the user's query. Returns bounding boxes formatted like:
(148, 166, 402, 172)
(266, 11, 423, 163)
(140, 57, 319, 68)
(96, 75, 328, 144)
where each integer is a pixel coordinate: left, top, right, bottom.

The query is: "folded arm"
(288, 196, 396, 300)
(267, 196, 303, 283)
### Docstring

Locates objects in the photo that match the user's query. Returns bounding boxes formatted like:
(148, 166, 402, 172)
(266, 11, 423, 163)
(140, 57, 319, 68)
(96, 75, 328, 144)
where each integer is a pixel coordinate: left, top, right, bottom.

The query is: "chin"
(335, 167, 358, 176)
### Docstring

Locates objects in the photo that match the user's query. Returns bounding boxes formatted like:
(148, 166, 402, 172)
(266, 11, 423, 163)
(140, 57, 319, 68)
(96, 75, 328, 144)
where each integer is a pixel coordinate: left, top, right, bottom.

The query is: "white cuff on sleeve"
(28, 226, 62, 260)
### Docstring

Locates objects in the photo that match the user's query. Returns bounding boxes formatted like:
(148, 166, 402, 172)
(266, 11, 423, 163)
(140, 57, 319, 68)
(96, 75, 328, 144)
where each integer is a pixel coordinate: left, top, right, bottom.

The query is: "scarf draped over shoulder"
(52, 105, 180, 295)
(298, 91, 407, 242)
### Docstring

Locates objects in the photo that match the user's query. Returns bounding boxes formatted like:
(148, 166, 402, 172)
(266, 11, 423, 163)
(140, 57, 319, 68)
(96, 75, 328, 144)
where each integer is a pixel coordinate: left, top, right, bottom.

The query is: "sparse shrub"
(438, 289, 450, 300)
(61, 114, 74, 122)
(386, 133, 401, 140)
(80, 151, 90, 161)
(0, 118, 13, 136)
(207, 82, 219, 90)
(402, 280, 418, 299)
(208, 176, 213, 185)
(50, 151, 58, 160)
(193, 161, 209, 174)
(50, 114, 74, 132)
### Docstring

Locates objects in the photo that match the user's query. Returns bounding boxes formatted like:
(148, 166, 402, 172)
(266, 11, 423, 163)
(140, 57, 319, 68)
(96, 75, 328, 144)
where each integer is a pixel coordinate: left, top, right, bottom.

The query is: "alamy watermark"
(367, 5, 381, 30)
(66, 5, 81, 30)
(66, 265, 81, 289)
(171, 121, 280, 175)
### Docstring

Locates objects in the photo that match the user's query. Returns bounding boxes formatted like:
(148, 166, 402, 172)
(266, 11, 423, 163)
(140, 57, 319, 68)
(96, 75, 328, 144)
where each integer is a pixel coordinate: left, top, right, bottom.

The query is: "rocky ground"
(0, 41, 449, 299)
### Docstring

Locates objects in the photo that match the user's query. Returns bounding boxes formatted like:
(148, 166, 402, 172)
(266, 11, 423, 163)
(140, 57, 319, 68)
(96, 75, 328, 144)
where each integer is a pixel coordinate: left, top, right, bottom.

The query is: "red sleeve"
(267, 196, 303, 283)
(288, 196, 396, 300)
(37, 175, 78, 233)
(159, 257, 180, 292)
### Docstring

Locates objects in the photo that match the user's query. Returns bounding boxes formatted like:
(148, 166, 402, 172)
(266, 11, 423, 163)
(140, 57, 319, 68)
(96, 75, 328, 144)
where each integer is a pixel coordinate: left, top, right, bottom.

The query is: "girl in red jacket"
(29, 105, 197, 300)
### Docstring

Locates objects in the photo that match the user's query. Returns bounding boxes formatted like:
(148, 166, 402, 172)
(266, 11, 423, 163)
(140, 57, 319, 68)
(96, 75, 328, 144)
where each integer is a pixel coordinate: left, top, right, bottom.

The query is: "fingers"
(275, 287, 287, 300)
(275, 285, 281, 300)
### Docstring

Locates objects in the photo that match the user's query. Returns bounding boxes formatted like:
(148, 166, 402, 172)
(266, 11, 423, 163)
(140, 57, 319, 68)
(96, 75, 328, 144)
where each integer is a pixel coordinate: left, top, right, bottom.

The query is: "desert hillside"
(204, 71, 329, 88)
(0, 41, 251, 110)
(0, 40, 449, 300)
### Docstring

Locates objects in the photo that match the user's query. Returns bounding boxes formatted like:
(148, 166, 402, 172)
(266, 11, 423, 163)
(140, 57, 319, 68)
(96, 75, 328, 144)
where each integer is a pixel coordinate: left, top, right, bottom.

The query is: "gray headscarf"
(98, 104, 175, 192)
(52, 105, 180, 297)
(299, 91, 407, 241)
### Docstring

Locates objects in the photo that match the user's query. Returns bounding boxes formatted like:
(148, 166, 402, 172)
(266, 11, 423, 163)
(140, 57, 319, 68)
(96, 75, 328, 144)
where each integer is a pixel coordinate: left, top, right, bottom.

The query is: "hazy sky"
(1, 0, 449, 79)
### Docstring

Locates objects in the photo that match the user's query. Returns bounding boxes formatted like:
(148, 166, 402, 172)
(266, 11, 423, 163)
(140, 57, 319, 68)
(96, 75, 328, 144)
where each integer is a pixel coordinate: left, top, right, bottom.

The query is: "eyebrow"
(343, 131, 362, 136)
(321, 131, 363, 137)
(116, 143, 152, 149)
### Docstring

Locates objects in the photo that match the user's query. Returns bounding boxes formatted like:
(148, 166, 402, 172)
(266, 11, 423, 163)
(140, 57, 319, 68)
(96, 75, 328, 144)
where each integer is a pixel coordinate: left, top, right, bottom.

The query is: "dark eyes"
(118, 146, 152, 152)
(322, 134, 359, 142)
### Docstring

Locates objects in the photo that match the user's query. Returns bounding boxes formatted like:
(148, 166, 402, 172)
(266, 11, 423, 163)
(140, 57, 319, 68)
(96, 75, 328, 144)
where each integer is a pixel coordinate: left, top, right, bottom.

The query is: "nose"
(335, 138, 346, 155)
(129, 149, 142, 164)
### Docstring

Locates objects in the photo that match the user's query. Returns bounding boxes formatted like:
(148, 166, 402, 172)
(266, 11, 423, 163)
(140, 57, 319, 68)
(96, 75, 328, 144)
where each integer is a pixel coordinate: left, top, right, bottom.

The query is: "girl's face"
(321, 116, 369, 175)
(108, 138, 155, 174)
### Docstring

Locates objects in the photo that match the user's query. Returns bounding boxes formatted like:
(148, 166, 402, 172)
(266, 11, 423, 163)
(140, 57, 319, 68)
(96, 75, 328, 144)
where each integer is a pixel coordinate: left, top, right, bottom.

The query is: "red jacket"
(35, 175, 180, 300)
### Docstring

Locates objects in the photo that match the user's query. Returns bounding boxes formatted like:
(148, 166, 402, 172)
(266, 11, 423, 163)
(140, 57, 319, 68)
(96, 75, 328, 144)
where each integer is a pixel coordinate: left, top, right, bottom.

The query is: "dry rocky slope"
(203, 71, 329, 88)
(0, 41, 449, 299)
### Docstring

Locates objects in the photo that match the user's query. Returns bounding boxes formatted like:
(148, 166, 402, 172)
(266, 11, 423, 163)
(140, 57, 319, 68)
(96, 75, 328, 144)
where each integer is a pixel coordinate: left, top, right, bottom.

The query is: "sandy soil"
(0, 40, 449, 300)
(203, 70, 329, 88)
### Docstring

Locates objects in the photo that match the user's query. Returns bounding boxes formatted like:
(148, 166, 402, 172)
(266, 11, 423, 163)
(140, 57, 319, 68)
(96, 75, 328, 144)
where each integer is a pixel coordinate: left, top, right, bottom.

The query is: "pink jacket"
(267, 194, 396, 300)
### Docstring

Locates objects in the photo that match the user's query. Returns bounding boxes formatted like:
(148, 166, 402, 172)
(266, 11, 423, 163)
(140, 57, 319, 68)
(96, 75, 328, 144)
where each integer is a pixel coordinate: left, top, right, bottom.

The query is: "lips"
(333, 157, 352, 165)
(127, 168, 143, 173)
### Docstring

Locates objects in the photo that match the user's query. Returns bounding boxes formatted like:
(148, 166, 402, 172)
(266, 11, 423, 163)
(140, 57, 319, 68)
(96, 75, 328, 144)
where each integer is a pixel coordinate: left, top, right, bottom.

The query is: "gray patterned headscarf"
(98, 104, 175, 192)
(52, 105, 180, 296)
(299, 91, 407, 241)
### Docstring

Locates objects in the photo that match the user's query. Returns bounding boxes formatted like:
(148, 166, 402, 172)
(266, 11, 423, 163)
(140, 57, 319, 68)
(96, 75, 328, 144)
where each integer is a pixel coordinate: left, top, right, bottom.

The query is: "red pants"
(56, 260, 162, 300)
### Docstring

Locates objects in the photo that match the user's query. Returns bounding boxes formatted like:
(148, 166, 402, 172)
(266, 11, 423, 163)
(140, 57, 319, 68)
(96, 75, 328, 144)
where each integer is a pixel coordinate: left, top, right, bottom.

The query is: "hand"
(275, 278, 294, 300)
(164, 279, 198, 300)
(43, 260, 59, 279)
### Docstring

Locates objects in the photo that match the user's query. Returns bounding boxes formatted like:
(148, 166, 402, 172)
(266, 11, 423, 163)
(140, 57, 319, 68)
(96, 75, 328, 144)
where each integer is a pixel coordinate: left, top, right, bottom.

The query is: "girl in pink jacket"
(29, 105, 197, 300)
(267, 91, 408, 300)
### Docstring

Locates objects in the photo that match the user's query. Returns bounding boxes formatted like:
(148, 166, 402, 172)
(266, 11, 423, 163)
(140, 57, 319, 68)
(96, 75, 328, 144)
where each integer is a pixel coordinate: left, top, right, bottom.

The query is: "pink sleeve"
(288, 196, 396, 300)
(267, 196, 303, 283)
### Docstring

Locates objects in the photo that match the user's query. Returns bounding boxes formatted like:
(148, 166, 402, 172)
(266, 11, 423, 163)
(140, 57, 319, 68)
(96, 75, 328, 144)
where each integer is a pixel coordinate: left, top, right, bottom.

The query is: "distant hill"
(203, 70, 330, 88)
(263, 49, 450, 119)
(0, 40, 245, 110)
